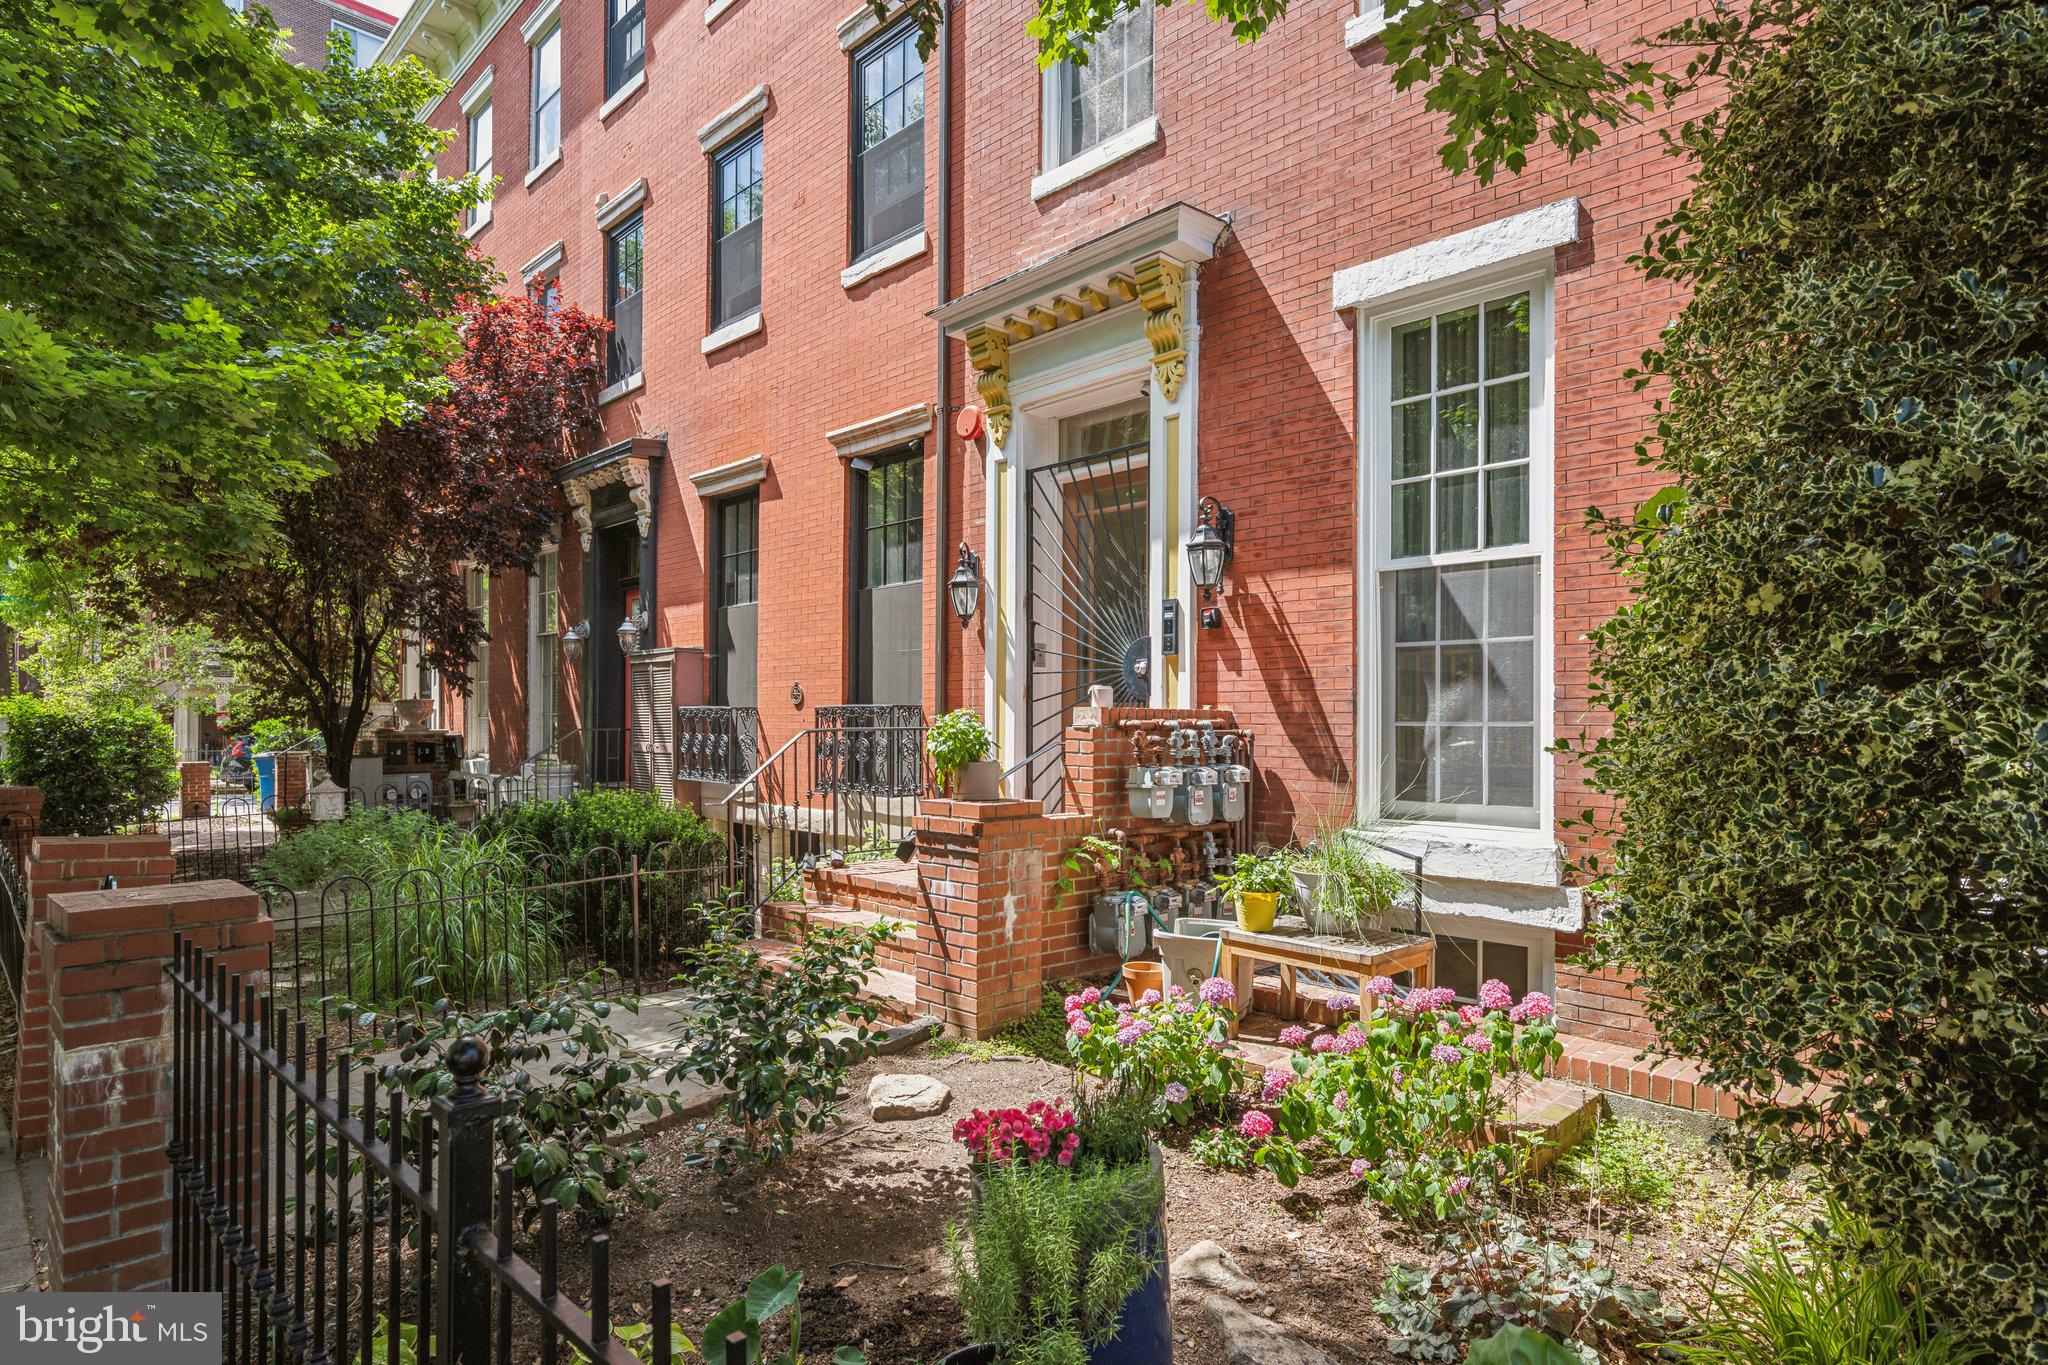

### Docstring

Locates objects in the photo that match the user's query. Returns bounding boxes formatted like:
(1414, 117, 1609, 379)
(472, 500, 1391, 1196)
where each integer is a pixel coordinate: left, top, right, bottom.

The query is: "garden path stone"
(865, 1073, 951, 1120)
(1200, 1294, 1341, 1365)
(1170, 1240, 1260, 1300)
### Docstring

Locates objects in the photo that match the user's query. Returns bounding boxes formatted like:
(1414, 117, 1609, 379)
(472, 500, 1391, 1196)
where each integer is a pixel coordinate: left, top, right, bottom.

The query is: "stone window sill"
(599, 372, 643, 404)
(599, 69, 647, 122)
(841, 230, 928, 289)
(1031, 116, 1159, 201)
(701, 309, 763, 355)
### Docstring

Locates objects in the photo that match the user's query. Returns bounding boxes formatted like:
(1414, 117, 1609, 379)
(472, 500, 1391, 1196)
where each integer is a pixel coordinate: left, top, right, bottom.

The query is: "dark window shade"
(606, 216, 643, 383)
(714, 217, 760, 325)
(606, 0, 644, 96)
(853, 22, 925, 257)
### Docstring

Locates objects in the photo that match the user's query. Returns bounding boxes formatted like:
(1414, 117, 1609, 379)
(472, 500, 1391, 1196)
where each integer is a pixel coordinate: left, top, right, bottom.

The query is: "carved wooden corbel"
(1134, 255, 1189, 403)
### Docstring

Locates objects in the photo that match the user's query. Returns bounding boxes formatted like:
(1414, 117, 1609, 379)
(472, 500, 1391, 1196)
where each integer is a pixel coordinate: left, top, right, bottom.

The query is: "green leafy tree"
(1569, 3, 2048, 1355)
(1, 4, 484, 573)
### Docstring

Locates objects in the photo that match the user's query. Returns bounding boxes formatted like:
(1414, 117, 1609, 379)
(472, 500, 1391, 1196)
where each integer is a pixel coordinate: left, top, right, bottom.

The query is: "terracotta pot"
(1235, 890, 1280, 934)
(1122, 960, 1165, 1002)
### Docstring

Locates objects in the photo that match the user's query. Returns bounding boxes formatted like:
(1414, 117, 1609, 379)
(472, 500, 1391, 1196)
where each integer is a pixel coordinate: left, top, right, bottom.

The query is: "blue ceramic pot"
(1084, 1204, 1172, 1365)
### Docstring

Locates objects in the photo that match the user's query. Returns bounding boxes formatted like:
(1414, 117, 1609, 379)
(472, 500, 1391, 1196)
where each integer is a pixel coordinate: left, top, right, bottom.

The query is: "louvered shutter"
(627, 649, 677, 805)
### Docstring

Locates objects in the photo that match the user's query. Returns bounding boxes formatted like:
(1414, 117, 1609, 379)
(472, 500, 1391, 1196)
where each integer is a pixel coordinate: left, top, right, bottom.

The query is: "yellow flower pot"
(1236, 890, 1280, 934)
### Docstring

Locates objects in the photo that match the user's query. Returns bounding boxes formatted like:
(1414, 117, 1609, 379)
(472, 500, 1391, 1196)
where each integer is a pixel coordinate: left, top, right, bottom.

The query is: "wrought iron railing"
(676, 705, 759, 783)
(0, 809, 34, 1007)
(716, 707, 933, 915)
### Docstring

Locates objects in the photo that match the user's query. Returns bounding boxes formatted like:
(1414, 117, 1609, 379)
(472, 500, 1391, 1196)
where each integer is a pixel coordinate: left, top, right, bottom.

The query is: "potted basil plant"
(929, 709, 1000, 799)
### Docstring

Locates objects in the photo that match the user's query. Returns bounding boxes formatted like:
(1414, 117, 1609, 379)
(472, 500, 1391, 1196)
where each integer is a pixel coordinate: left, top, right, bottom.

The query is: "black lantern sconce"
(1185, 495, 1235, 629)
(948, 542, 983, 626)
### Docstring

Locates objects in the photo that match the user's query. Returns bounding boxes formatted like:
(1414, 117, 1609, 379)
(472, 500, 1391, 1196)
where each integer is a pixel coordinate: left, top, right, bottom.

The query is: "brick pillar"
(0, 783, 43, 836)
(275, 752, 309, 811)
(178, 762, 212, 819)
(38, 880, 271, 1290)
(913, 797, 1095, 1038)
(16, 834, 175, 1158)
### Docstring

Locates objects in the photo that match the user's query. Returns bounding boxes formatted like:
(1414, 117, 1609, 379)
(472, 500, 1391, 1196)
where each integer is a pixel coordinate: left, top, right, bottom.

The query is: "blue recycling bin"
(254, 753, 277, 810)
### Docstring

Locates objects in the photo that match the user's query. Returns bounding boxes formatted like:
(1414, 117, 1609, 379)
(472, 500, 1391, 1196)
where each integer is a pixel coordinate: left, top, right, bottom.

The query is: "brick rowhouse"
(383, 0, 1720, 1055)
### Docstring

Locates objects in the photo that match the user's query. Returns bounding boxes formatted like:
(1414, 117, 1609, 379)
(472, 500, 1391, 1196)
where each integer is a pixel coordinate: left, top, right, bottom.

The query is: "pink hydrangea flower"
(1130, 1019, 1154, 1038)
(1331, 1092, 1349, 1112)
(1198, 976, 1236, 1007)
(1177, 1000, 1197, 1015)
(1350, 1158, 1373, 1178)
(1237, 1110, 1274, 1140)
(1363, 976, 1396, 999)
(1261, 1068, 1297, 1101)
(1326, 993, 1357, 1013)
(1080, 987, 1103, 1006)
(1167, 984, 1187, 1000)
(1430, 1043, 1463, 1065)
(1065, 994, 1084, 1013)
(1115, 1025, 1142, 1047)
(1458, 1004, 1483, 1026)
(1163, 1081, 1190, 1105)
(1139, 988, 1163, 1007)
(1069, 1017, 1091, 1038)
(1478, 978, 1514, 1011)
(1462, 1031, 1493, 1054)
(1067, 1009, 1086, 1030)
(1335, 1026, 1368, 1055)
(1390, 1068, 1405, 1086)
(1509, 991, 1554, 1022)
(1278, 1025, 1311, 1048)
(1310, 1033, 1338, 1054)
(1207, 1038, 1229, 1050)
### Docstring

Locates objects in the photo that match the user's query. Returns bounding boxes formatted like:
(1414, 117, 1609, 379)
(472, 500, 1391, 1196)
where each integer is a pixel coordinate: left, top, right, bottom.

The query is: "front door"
(1024, 403, 1151, 791)
(853, 454, 923, 705)
(713, 494, 759, 707)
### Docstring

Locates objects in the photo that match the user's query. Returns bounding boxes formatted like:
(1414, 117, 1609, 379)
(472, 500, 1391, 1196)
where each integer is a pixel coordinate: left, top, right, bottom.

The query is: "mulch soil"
(552, 1045, 1813, 1365)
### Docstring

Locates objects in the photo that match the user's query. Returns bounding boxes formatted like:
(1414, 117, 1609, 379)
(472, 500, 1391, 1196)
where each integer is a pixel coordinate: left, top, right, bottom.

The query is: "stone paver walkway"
(0, 1127, 43, 1291)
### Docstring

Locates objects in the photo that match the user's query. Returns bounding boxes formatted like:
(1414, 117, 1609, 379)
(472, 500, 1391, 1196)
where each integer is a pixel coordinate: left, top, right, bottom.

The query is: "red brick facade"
(249, 0, 394, 70)
(392, 0, 1712, 1055)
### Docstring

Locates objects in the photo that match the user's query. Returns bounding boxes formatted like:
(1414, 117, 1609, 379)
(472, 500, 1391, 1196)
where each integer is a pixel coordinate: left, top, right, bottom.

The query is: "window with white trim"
(466, 100, 494, 231)
(851, 20, 925, 259)
(530, 24, 562, 167)
(1049, 7, 1152, 167)
(1374, 286, 1546, 830)
(465, 568, 492, 758)
(332, 21, 382, 66)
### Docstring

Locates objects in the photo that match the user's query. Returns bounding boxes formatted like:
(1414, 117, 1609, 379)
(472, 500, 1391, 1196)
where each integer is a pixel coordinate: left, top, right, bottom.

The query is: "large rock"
(866, 1073, 951, 1121)
(1202, 1295, 1341, 1365)
(1171, 1240, 1261, 1300)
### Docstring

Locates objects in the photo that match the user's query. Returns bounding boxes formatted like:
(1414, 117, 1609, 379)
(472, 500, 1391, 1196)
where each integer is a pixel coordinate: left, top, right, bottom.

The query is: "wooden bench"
(1217, 920, 1436, 1036)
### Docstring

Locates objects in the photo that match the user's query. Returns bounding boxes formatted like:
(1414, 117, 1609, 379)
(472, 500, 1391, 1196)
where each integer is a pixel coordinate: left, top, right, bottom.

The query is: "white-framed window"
(528, 550, 560, 752)
(465, 567, 492, 758)
(1045, 7, 1153, 168)
(1364, 274, 1552, 832)
(530, 23, 562, 168)
(332, 20, 383, 67)
(466, 100, 494, 232)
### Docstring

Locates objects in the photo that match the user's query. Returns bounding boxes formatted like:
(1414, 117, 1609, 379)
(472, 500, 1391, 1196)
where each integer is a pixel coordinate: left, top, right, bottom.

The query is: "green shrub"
(478, 787, 721, 867)
(344, 823, 563, 1007)
(662, 918, 889, 1171)
(248, 718, 320, 752)
(925, 708, 992, 792)
(1571, 5, 2048, 1349)
(256, 805, 437, 890)
(0, 694, 175, 835)
(948, 1155, 1162, 1365)
(1558, 1115, 1681, 1208)
(1670, 1205, 1985, 1365)
(361, 977, 683, 1220)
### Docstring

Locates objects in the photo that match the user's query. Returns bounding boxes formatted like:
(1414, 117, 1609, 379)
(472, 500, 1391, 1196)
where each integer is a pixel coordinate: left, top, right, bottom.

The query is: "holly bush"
(1574, 3, 2048, 1352)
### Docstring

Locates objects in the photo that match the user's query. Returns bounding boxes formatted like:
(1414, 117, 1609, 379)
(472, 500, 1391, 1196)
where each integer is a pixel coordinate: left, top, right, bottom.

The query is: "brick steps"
(746, 937, 919, 1025)
(804, 859, 923, 916)
(759, 899, 919, 974)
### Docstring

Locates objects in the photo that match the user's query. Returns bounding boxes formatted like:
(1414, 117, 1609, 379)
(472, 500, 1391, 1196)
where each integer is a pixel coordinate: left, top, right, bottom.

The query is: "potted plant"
(1213, 849, 1294, 933)
(948, 1086, 1171, 1364)
(929, 709, 999, 799)
(1295, 825, 1409, 937)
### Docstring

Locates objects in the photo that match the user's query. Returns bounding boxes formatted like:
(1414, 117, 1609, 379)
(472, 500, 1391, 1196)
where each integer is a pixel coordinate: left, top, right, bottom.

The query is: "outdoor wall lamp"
(948, 543, 983, 625)
(560, 621, 589, 660)
(1186, 496, 1235, 628)
(615, 611, 644, 655)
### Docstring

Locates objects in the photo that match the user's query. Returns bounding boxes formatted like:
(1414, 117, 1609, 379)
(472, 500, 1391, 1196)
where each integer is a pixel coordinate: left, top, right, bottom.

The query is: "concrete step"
(804, 858, 924, 917)
(747, 937, 919, 1026)
(759, 900, 919, 974)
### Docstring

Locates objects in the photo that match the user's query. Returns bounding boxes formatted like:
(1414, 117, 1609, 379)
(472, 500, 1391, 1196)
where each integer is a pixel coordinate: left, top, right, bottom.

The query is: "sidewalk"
(0, 1126, 43, 1291)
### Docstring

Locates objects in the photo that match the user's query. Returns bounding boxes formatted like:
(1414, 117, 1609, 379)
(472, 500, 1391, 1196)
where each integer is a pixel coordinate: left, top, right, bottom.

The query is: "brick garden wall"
(1553, 929, 1661, 1049)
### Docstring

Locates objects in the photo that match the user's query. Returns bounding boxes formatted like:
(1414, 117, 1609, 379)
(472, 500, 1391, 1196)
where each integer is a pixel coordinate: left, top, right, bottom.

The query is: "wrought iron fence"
(0, 808, 34, 1007)
(163, 791, 284, 884)
(263, 844, 727, 1037)
(168, 937, 688, 1365)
